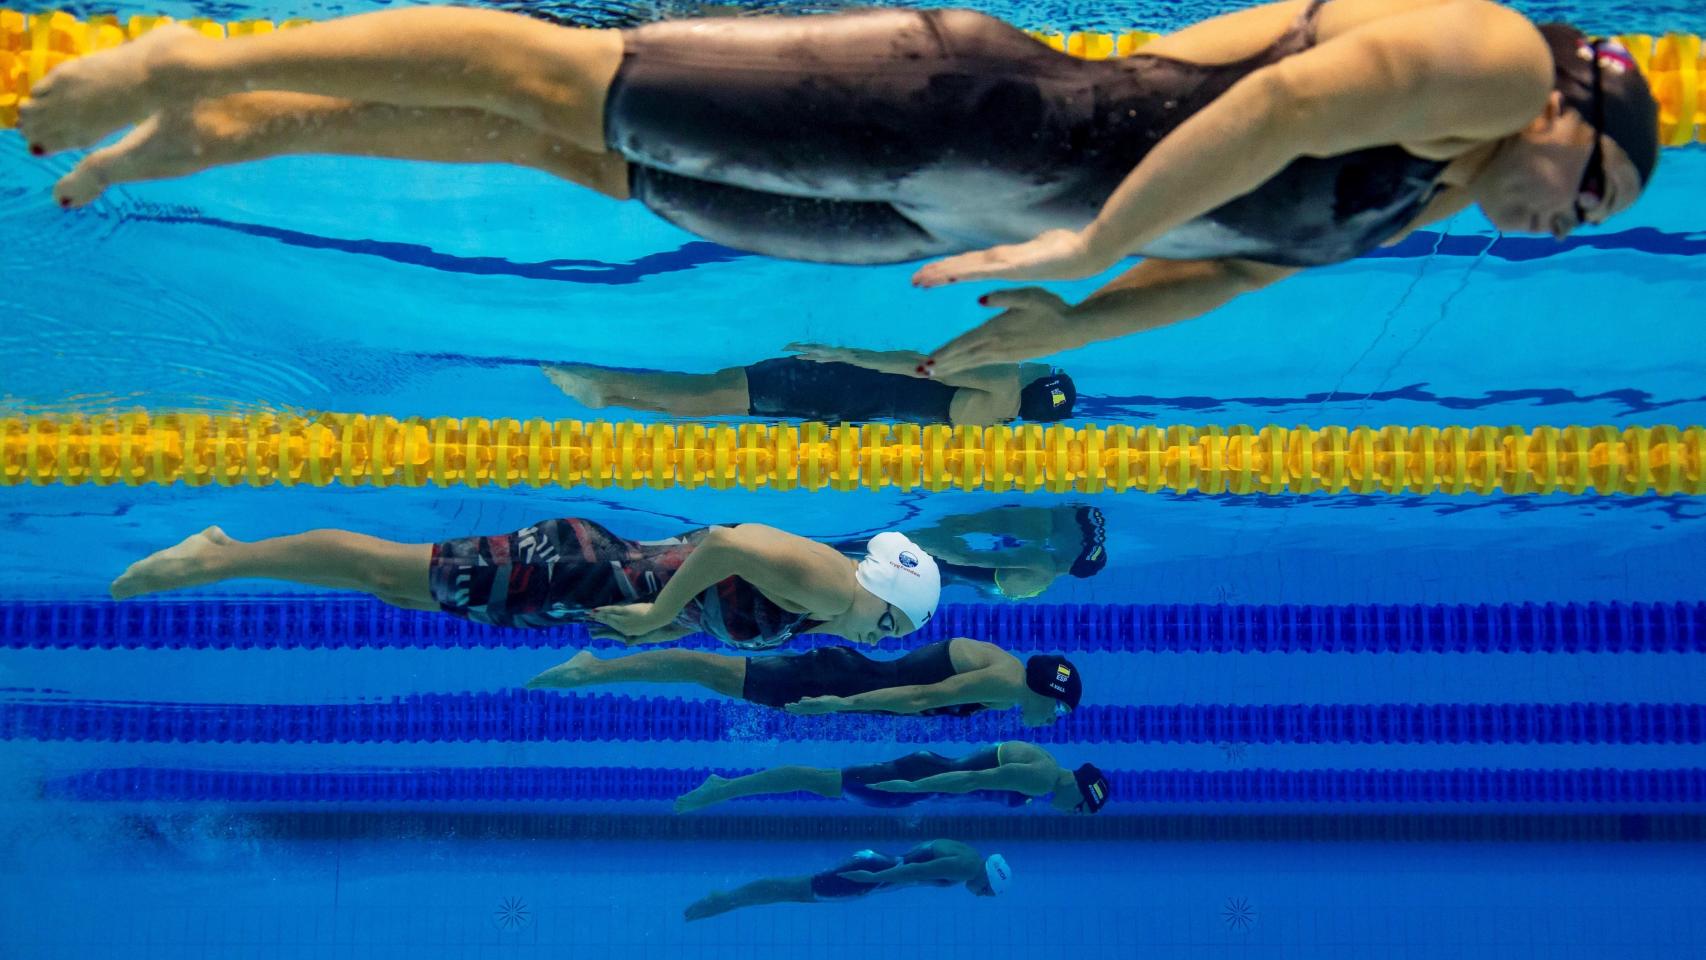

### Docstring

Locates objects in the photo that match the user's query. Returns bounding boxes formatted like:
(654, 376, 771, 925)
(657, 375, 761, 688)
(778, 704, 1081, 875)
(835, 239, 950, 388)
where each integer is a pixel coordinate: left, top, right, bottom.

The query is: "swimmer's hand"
(867, 780, 924, 793)
(911, 229, 1095, 288)
(588, 602, 669, 639)
(784, 342, 853, 364)
(587, 622, 686, 646)
(923, 288, 1071, 378)
(784, 695, 850, 715)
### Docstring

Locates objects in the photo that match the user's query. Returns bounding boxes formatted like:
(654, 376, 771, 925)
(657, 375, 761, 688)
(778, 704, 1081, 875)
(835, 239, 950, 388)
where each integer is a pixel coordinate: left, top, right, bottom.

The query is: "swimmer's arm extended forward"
(869, 763, 1056, 796)
(783, 341, 1021, 391)
(837, 860, 968, 885)
(923, 258, 1296, 375)
(785, 669, 999, 715)
(913, 1, 1550, 290)
(587, 524, 855, 636)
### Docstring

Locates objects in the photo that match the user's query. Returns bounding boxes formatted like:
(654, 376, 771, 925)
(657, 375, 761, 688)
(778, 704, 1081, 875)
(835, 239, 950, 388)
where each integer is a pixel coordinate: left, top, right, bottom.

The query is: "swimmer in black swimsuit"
(543, 345, 1076, 426)
(527, 636, 1084, 728)
(834, 505, 1107, 601)
(685, 840, 1010, 921)
(109, 522, 941, 651)
(674, 741, 1112, 815)
(26, 3, 1656, 363)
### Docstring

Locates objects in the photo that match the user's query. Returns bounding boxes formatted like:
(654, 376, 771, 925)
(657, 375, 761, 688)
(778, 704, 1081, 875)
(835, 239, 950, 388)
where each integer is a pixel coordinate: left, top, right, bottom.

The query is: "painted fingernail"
(57, 197, 69, 208)
(925, 359, 935, 366)
(977, 295, 989, 305)
(29, 144, 44, 157)
(915, 365, 926, 375)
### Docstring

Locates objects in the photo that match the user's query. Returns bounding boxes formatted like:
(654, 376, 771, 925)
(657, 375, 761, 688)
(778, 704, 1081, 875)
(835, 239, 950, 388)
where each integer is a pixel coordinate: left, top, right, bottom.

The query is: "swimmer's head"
(1052, 761, 1113, 814)
(1021, 654, 1082, 726)
(1474, 26, 1656, 238)
(1018, 371, 1077, 423)
(852, 532, 941, 640)
(967, 853, 1012, 896)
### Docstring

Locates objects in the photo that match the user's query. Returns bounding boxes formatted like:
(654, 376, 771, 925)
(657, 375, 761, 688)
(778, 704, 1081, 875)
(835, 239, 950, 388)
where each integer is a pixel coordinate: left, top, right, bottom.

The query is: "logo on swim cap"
(1579, 38, 1633, 75)
(1050, 387, 1065, 407)
(1055, 664, 1072, 685)
(898, 551, 919, 569)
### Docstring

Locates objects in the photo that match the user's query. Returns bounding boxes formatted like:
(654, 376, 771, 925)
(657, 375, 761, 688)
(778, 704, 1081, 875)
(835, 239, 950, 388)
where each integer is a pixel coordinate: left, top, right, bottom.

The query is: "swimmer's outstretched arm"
(868, 762, 1056, 797)
(783, 342, 1018, 388)
(586, 524, 854, 638)
(836, 859, 969, 886)
(913, 0, 1552, 289)
(785, 666, 1002, 715)
(924, 258, 1295, 375)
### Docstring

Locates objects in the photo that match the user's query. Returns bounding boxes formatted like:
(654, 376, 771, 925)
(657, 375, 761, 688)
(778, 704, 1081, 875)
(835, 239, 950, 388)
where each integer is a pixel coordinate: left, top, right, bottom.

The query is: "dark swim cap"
(1018, 372, 1077, 422)
(1538, 24, 1659, 186)
(1025, 654, 1082, 710)
(1073, 763, 1112, 813)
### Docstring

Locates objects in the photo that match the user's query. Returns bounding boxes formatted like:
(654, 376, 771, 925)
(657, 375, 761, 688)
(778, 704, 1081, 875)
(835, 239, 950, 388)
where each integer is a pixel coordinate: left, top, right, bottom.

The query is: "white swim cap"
(854, 532, 940, 631)
(982, 854, 1012, 895)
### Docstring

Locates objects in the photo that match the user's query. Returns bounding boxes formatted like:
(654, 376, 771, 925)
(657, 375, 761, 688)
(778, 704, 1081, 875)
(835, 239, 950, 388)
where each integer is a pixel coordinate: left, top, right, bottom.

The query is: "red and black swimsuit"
(428, 518, 820, 649)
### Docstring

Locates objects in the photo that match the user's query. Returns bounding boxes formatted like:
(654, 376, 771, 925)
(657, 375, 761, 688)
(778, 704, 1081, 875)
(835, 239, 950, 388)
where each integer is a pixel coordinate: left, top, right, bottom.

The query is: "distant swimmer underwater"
(22, 1, 1658, 370)
(684, 840, 1012, 920)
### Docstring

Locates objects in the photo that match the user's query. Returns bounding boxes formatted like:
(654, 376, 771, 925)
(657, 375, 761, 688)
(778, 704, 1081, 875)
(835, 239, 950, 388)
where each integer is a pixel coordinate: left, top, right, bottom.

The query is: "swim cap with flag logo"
(1017, 371, 1077, 422)
(1024, 654, 1082, 710)
(854, 531, 941, 631)
(1073, 763, 1112, 813)
(982, 854, 1013, 895)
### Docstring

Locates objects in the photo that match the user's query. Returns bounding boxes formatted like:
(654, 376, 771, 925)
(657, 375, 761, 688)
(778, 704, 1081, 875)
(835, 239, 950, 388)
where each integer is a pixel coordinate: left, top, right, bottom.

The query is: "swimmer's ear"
(1529, 90, 1568, 133)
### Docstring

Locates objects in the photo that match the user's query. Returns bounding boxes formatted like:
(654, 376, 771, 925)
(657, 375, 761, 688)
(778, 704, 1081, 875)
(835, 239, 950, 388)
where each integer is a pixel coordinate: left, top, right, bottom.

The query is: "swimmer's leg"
(22, 8, 621, 156)
(110, 526, 434, 607)
(675, 766, 843, 814)
(685, 876, 816, 922)
(542, 363, 750, 417)
(525, 649, 746, 698)
(55, 93, 629, 208)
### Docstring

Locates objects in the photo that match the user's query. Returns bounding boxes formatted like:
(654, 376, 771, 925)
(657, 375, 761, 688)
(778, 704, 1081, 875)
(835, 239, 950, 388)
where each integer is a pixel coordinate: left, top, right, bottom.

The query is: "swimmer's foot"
(683, 892, 734, 923)
(541, 364, 609, 408)
(674, 774, 732, 814)
(54, 104, 237, 208)
(20, 24, 209, 156)
(525, 650, 599, 690)
(110, 525, 236, 600)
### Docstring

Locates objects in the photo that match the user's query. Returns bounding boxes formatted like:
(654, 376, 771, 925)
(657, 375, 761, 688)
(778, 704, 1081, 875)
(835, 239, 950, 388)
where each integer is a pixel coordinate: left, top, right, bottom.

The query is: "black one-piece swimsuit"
(602, 2, 1448, 265)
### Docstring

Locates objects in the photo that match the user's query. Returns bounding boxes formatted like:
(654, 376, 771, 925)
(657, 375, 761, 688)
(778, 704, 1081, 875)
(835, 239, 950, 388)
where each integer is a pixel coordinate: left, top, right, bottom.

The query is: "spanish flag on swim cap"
(1539, 24, 1660, 187)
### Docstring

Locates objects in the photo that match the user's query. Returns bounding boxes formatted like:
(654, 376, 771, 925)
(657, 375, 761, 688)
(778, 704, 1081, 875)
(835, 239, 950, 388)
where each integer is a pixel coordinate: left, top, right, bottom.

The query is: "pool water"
(3, 0, 1705, 957)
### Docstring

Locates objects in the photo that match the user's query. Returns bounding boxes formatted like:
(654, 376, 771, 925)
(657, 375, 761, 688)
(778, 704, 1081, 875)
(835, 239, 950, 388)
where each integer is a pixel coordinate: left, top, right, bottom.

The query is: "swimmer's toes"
(56, 113, 217, 208)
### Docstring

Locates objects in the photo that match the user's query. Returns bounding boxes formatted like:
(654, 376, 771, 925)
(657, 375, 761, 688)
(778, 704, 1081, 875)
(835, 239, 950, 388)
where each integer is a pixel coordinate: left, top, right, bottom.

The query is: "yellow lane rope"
(3, 412, 1701, 495)
(2, 10, 1702, 144)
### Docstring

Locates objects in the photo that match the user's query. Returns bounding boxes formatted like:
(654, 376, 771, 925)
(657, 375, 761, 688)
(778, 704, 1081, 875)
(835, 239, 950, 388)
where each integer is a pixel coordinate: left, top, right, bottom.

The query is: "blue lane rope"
(44, 765, 1706, 806)
(5, 599, 1701, 653)
(180, 811, 1706, 843)
(5, 694, 1702, 744)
